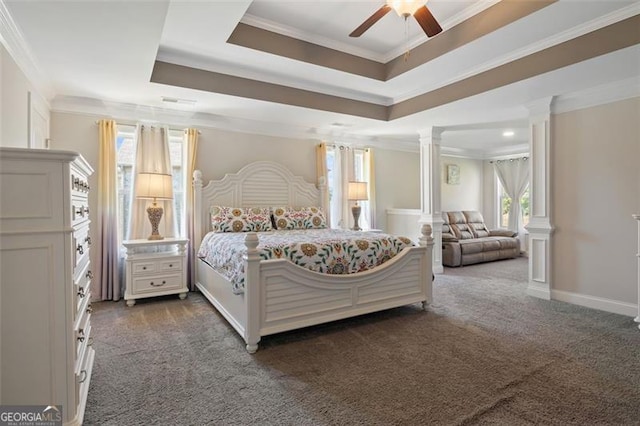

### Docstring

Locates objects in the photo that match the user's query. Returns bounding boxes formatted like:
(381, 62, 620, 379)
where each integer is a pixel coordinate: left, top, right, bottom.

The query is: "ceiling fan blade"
(349, 5, 392, 37)
(413, 5, 442, 37)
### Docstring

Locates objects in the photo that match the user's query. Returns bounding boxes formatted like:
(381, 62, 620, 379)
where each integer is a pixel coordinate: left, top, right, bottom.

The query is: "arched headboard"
(193, 161, 328, 250)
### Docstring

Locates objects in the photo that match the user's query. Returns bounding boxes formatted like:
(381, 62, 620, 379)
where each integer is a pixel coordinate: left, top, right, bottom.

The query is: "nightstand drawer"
(132, 261, 157, 275)
(159, 257, 182, 272)
(132, 274, 183, 294)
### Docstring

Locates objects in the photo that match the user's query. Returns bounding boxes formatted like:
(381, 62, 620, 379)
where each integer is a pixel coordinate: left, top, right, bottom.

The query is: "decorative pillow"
(210, 206, 273, 233)
(272, 206, 327, 230)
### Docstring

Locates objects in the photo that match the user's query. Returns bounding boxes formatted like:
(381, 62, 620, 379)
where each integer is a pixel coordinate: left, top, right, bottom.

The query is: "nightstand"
(123, 238, 189, 306)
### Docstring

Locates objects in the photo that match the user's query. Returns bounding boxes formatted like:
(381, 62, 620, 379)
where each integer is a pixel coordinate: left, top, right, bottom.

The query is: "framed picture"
(447, 164, 460, 185)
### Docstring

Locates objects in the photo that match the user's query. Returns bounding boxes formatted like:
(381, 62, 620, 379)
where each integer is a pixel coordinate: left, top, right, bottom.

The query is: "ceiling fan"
(349, 0, 442, 38)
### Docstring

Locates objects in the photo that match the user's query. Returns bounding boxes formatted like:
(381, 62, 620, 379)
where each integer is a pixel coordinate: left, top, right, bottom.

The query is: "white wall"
(1, 44, 29, 147)
(441, 156, 484, 213)
(552, 97, 640, 308)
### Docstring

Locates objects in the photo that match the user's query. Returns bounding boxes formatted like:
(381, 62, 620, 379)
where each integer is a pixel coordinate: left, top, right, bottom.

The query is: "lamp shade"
(386, 0, 426, 16)
(348, 181, 368, 201)
(135, 172, 173, 200)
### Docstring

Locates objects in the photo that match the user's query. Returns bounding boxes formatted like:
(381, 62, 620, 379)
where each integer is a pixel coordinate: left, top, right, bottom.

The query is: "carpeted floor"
(85, 257, 640, 425)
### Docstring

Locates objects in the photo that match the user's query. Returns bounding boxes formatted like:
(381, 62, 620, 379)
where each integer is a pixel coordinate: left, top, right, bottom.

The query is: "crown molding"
(242, 0, 500, 65)
(240, 14, 385, 63)
(0, 0, 54, 102)
(51, 95, 419, 153)
(394, 1, 640, 104)
(382, 0, 500, 63)
(441, 143, 529, 160)
(156, 46, 393, 106)
(552, 77, 640, 115)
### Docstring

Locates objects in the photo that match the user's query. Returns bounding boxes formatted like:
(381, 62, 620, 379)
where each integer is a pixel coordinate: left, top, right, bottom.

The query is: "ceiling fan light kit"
(350, 0, 442, 38)
(387, 0, 427, 17)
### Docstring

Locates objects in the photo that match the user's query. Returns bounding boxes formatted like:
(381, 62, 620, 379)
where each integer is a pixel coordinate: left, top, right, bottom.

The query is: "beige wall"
(195, 128, 317, 184)
(441, 156, 484, 213)
(374, 148, 420, 230)
(552, 97, 640, 306)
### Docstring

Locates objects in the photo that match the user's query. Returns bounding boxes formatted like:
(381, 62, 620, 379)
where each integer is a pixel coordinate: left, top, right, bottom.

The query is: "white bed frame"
(193, 161, 433, 353)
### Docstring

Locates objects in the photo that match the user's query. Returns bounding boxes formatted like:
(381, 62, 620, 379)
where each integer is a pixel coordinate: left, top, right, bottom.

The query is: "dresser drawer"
(71, 196, 90, 227)
(74, 261, 92, 319)
(75, 312, 91, 369)
(72, 225, 91, 269)
(132, 274, 183, 294)
(70, 171, 90, 196)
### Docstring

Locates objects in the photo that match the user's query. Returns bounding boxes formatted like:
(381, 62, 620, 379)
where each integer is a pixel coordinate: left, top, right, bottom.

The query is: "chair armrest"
(489, 229, 517, 237)
(442, 234, 459, 243)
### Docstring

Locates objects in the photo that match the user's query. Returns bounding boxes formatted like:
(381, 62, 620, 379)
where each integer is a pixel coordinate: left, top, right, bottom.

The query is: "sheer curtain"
(361, 148, 375, 230)
(493, 157, 530, 247)
(322, 144, 374, 230)
(127, 125, 178, 240)
(96, 119, 120, 300)
(184, 128, 199, 290)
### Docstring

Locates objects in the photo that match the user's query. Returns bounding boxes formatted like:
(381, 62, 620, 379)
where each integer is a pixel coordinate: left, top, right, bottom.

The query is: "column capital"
(418, 126, 444, 143)
(526, 96, 555, 118)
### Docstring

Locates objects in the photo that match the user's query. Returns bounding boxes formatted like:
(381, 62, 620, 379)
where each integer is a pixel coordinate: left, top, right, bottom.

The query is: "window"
(497, 181, 530, 228)
(115, 126, 186, 242)
(325, 145, 371, 229)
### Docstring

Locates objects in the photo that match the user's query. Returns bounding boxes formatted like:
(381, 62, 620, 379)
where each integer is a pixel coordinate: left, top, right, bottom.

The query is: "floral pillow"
(272, 206, 327, 230)
(210, 206, 273, 233)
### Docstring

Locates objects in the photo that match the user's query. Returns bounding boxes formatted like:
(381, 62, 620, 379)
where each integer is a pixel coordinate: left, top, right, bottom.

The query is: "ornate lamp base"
(351, 205, 362, 231)
(147, 204, 164, 240)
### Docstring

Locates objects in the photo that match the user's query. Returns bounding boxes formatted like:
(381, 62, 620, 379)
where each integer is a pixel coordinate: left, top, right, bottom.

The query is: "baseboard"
(527, 283, 551, 300)
(551, 289, 638, 317)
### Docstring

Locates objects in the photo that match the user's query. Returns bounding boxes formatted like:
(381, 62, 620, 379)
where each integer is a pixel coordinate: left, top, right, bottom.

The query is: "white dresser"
(0, 148, 95, 425)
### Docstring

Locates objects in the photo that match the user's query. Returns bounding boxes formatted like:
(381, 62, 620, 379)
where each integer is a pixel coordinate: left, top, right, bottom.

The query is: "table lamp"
(135, 172, 173, 240)
(348, 181, 368, 231)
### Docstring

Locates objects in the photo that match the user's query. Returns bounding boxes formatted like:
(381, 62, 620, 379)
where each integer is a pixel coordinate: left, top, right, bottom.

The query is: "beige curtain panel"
(184, 128, 199, 290)
(96, 119, 121, 300)
(315, 143, 331, 227)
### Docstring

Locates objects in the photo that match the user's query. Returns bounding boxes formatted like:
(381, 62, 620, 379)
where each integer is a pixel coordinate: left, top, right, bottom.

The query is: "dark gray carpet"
(85, 258, 640, 425)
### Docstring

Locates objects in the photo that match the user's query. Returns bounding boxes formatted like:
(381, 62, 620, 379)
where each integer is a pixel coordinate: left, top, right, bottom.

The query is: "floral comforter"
(197, 229, 414, 294)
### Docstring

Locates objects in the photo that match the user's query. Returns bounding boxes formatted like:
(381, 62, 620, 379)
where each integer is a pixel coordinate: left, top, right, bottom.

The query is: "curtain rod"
(95, 120, 201, 134)
(489, 156, 529, 164)
(321, 143, 370, 152)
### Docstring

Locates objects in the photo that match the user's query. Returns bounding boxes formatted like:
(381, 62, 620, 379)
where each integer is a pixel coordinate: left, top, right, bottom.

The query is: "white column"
(633, 213, 640, 329)
(419, 127, 444, 274)
(525, 97, 555, 300)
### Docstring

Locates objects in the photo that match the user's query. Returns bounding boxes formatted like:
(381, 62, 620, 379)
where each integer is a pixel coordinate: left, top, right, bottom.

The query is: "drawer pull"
(85, 236, 92, 245)
(79, 370, 87, 383)
(150, 280, 166, 287)
(77, 329, 85, 342)
(87, 337, 94, 347)
(169, 264, 173, 268)
(77, 244, 84, 255)
(86, 304, 93, 314)
(78, 288, 85, 298)
(75, 206, 83, 217)
(86, 270, 93, 279)
(142, 266, 147, 270)
(84, 207, 90, 215)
